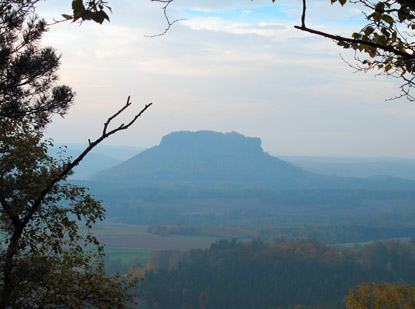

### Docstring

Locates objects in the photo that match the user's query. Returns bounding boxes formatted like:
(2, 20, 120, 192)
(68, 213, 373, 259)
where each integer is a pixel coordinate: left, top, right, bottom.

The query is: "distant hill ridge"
(90, 130, 415, 190)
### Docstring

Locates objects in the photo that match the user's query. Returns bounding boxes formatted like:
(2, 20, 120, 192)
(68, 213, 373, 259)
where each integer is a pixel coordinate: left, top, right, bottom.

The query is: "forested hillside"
(135, 239, 415, 308)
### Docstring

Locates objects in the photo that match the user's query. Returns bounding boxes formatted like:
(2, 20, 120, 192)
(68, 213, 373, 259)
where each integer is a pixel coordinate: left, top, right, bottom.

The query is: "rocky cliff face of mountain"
(91, 130, 318, 189)
(90, 130, 415, 190)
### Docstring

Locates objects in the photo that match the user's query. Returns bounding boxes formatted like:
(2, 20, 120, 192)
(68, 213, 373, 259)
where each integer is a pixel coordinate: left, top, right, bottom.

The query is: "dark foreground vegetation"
(130, 238, 415, 308)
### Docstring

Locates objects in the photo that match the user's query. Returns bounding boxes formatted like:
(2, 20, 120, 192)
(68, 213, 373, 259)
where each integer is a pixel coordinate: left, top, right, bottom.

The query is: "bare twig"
(293, 0, 415, 101)
(295, 0, 414, 59)
(3, 97, 152, 295)
(103, 96, 132, 135)
(301, 0, 306, 28)
(294, 24, 415, 60)
(27, 97, 152, 226)
(145, 0, 185, 37)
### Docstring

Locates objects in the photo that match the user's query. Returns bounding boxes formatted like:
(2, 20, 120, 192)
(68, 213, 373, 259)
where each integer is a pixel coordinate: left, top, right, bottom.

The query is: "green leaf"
(381, 15, 394, 27)
(364, 26, 374, 36)
(368, 48, 377, 58)
(376, 35, 387, 45)
(91, 11, 110, 24)
(375, 2, 385, 12)
(337, 41, 350, 48)
(381, 27, 390, 37)
(81, 10, 93, 21)
(72, 0, 86, 21)
(367, 12, 379, 23)
(72, 0, 85, 13)
(339, 0, 346, 6)
(398, 10, 407, 23)
(61, 14, 72, 20)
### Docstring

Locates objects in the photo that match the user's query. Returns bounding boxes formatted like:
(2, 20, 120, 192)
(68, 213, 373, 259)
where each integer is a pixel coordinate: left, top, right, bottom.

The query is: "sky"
(36, 0, 415, 158)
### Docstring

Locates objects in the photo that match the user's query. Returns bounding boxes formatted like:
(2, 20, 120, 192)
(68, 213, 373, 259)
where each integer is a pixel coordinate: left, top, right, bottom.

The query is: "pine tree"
(0, 0, 74, 128)
(0, 1, 151, 306)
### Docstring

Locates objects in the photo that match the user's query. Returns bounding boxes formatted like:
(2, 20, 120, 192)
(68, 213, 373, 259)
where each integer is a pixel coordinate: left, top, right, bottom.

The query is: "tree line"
(134, 238, 415, 308)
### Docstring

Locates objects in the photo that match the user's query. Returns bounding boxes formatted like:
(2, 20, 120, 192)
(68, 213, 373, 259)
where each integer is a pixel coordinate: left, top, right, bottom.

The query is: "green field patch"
(91, 222, 151, 235)
(104, 247, 155, 265)
(82, 223, 218, 250)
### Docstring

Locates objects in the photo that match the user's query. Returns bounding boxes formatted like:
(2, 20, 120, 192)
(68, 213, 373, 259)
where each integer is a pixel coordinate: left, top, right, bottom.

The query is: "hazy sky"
(36, 0, 415, 158)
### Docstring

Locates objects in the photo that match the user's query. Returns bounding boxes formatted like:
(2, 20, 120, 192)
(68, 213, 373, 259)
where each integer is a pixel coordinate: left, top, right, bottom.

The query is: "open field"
(80, 222, 411, 266)
(104, 247, 154, 265)
(86, 222, 218, 266)
(87, 222, 217, 250)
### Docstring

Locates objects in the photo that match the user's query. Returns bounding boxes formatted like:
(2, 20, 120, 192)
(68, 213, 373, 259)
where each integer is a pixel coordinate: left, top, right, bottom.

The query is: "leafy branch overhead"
(275, 0, 415, 101)
(64, 0, 179, 32)
(62, 0, 111, 24)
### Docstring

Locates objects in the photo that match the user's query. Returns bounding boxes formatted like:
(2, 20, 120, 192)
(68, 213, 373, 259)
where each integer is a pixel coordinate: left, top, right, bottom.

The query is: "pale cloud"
(35, 0, 415, 157)
(182, 17, 289, 38)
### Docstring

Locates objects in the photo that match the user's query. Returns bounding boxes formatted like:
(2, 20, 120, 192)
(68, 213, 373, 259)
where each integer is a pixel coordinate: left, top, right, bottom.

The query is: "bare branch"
(145, 0, 185, 37)
(294, 25, 415, 60)
(293, 0, 415, 102)
(21, 97, 152, 228)
(301, 0, 306, 28)
(103, 96, 132, 135)
(2, 98, 151, 278)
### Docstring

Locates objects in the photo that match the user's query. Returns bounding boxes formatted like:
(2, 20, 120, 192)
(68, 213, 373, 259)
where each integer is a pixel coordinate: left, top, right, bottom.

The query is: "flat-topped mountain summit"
(91, 130, 314, 188)
(90, 131, 415, 190)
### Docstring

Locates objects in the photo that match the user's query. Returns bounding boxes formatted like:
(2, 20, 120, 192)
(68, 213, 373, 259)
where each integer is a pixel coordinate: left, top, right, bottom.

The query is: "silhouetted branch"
(145, 0, 185, 37)
(293, 0, 415, 101)
(295, 0, 414, 59)
(22, 97, 152, 227)
(301, 0, 306, 28)
(294, 24, 415, 60)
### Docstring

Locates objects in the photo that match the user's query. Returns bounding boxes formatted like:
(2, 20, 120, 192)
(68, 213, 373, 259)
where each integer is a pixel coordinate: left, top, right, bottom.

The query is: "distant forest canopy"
(145, 221, 415, 245)
(82, 185, 415, 244)
(131, 238, 415, 309)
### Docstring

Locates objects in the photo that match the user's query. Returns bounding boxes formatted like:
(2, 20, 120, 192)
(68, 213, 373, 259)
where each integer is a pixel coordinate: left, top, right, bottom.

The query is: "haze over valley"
(59, 130, 415, 245)
(5, 1, 415, 307)
(59, 131, 415, 308)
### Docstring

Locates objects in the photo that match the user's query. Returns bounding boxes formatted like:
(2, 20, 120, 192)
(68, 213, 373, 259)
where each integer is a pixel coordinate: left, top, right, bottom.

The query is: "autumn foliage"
(347, 282, 415, 308)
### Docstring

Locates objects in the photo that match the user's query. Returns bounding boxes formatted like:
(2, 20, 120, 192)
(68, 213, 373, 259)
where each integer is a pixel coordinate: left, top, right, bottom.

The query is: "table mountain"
(90, 131, 415, 190)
